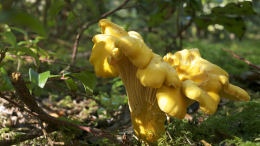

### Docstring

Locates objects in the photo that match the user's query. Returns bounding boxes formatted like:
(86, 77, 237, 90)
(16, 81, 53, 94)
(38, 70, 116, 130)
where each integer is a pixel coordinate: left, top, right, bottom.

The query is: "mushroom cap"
(164, 48, 229, 82)
(137, 53, 181, 88)
(164, 48, 250, 114)
(99, 19, 128, 37)
(116, 35, 153, 68)
(89, 35, 119, 77)
(98, 19, 153, 69)
(156, 85, 188, 119)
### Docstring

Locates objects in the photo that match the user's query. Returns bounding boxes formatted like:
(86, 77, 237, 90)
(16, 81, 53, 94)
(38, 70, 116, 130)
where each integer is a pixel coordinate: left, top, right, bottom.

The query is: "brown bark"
(6, 72, 122, 144)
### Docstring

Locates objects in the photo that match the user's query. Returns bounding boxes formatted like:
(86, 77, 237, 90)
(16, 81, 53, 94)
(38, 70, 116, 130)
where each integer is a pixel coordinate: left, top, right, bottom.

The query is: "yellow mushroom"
(136, 53, 180, 88)
(156, 85, 189, 119)
(164, 48, 250, 114)
(90, 19, 175, 143)
(89, 35, 119, 77)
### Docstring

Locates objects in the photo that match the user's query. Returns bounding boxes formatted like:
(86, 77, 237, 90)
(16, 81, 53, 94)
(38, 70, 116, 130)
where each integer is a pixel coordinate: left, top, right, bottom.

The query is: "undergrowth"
(158, 92, 260, 146)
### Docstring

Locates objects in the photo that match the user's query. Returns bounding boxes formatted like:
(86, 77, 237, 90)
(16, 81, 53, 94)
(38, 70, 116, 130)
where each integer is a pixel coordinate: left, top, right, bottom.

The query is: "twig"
(176, 18, 193, 37)
(71, 0, 131, 65)
(0, 128, 53, 145)
(1, 91, 121, 144)
(166, 131, 173, 141)
(7, 54, 84, 71)
(9, 72, 122, 144)
(176, 4, 181, 49)
(11, 72, 47, 114)
(174, 4, 195, 50)
(184, 135, 192, 145)
(0, 92, 39, 117)
(222, 48, 260, 70)
(176, 15, 194, 50)
(40, 121, 54, 146)
(43, 0, 51, 26)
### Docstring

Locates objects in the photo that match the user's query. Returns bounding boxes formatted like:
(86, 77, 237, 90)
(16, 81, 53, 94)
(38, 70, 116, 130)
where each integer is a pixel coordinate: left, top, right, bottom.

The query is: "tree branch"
(222, 48, 260, 70)
(0, 128, 54, 145)
(7, 72, 122, 144)
(174, 5, 194, 50)
(71, 0, 131, 65)
(176, 18, 193, 37)
(0, 92, 39, 117)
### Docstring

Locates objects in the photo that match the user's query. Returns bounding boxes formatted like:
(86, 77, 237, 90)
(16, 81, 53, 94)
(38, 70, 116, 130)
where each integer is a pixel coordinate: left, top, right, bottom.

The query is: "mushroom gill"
(116, 56, 166, 143)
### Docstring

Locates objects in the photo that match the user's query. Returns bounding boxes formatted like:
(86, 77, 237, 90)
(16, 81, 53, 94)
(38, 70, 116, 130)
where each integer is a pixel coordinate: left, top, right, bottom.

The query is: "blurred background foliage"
(0, 0, 259, 145)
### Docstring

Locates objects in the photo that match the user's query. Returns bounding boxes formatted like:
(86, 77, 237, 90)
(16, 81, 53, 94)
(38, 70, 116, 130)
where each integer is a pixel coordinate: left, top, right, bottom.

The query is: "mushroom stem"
(116, 57, 166, 143)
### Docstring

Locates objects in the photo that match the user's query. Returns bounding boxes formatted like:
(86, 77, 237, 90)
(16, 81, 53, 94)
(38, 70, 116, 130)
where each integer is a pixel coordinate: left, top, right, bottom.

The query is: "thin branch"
(176, 18, 193, 37)
(9, 72, 122, 144)
(0, 128, 51, 145)
(7, 54, 83, 71)
(40, 121, 54, 146)
(174, 4, 194, 50)
(0, 92, 39, 117)
(43, 0, 51, 26)
(222, 48, 260, 70)
(166, 131, 173, 141)
(11, 72, 47, 114)
(176, 5, 182, 50)
(1, 92, 121, 144)
(71, 0, 131, 65)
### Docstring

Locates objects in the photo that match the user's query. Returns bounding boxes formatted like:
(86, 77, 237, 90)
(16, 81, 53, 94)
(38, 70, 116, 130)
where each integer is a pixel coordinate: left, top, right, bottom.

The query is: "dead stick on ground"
(40, 121, 54, 146)
(8, 72, 122, 144)
(71, 0, 130, 65)
(0, 92, 39, 117)
(222, 48, 260, 70)
(0, 128, 52, 145)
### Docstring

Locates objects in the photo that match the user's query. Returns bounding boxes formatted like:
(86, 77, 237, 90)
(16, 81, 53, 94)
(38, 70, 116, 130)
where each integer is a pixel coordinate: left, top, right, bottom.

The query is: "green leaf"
(0, 31, 16, 47)
(0, 67, 13, 91)
(69, 70, 96, 94)
(194, 16, 212, 29)
(48, 0, 66, 19)
(0, 10, 47, 36)
(148, 11, 165, 27)
(29, 68, 50, 88)
(29, 68, 39, 85)
(83, 0, 100, 19)
(194, 1, 256, 39)
(216, 16, 246, 39)
(65, 78, 78, 92)
(185, 0, 202, 12)
(195, 15, 246, 39)
(13, 47, 37, 57)
(38, 71, 50, 88)
(211, 1, 256, 16)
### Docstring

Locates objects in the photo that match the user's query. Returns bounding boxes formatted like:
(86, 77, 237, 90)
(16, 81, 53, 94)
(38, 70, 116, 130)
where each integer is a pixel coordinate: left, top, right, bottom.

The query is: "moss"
(158, 96, 260, 145)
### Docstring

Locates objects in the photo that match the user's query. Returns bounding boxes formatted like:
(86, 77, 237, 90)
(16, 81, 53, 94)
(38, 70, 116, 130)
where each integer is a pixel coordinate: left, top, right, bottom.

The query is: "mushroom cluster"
(89, 19, 250, 143)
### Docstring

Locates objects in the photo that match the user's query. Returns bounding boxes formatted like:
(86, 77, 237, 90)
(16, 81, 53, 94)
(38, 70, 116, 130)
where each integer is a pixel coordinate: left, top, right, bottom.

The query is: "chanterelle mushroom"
(89, 19, 250, 143)
(90, 19, 170, 143)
